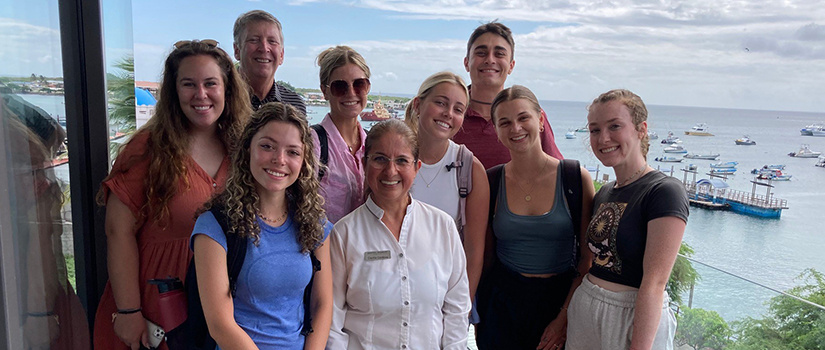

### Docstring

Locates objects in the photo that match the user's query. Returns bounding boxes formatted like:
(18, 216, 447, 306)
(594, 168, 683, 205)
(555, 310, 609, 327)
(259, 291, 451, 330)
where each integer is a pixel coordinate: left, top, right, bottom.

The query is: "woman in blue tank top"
(475, 85, 595, 350)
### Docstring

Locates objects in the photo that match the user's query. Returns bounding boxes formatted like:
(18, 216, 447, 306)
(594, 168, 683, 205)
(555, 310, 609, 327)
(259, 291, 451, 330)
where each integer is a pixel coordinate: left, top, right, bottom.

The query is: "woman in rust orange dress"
(93, 40, 250, 350)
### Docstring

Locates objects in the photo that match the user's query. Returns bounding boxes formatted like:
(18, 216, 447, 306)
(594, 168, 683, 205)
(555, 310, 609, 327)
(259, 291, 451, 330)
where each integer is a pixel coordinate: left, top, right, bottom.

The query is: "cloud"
(0, 18, 63, 77)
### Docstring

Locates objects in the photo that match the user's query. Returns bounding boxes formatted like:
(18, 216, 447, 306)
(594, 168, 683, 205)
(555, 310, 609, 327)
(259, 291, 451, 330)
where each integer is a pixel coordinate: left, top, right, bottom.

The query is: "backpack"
(486, 159, 583, 267)
(311, 124, 329, 179)
(165, 205, 320, 349)
(449, 144, 474, 240)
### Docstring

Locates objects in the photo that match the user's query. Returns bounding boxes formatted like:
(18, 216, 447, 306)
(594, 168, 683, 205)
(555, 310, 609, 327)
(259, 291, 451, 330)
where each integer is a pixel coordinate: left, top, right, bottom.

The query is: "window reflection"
(1, 94, 90, 348)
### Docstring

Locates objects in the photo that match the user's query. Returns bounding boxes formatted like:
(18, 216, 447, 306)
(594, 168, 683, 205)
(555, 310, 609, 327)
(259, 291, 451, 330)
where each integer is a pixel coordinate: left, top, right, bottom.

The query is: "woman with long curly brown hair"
(93, 40, 251, 350)
(192, 102, 332, 349)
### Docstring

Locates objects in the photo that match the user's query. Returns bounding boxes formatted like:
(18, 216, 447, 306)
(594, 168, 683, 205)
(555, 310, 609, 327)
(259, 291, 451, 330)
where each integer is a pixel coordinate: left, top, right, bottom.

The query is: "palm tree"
(107, 55, 136, 132)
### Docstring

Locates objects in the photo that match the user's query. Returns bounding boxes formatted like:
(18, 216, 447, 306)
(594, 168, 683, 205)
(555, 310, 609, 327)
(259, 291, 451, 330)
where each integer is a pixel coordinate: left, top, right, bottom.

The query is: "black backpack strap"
(486, 164, 504, 224)
(311, 124, 329, 179)
(210, 205, 248, 297)
(559, 159, 583, 267)
(301, 250, 321, 336)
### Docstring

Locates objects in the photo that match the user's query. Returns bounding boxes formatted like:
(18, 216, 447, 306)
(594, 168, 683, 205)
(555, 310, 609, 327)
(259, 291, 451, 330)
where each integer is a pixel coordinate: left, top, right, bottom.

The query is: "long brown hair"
(97, 40, 251, 227)
(203, 102, 325, 252)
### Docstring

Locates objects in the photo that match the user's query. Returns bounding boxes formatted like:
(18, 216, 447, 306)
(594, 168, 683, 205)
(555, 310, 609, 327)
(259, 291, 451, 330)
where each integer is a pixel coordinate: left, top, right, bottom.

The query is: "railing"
(684, 182, 788, 209)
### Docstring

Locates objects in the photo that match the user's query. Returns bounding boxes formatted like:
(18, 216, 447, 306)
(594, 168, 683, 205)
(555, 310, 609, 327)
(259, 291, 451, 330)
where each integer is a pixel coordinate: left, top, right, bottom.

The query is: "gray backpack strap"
(455, 144, 474, 241)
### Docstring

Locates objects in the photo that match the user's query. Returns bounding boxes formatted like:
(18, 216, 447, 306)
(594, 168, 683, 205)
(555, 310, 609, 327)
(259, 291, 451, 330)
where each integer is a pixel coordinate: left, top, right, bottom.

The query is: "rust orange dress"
(93, 132, 228, 350)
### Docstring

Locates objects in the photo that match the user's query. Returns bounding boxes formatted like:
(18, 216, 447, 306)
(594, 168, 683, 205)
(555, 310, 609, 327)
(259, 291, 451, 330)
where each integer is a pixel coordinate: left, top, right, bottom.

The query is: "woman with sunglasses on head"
(192, 102, 332, 349)
(404, 71, 489, 325)
(93, 40, 250, 350)
(312, 46, 371, 223)
(475, 85, 595, 350)
(566, 90, 687, 350)
(327, 119, 471, 349)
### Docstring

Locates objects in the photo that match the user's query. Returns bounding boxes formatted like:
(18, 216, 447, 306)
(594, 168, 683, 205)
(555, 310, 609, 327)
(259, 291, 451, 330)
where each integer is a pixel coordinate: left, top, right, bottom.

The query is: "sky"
(2, 0, 825, 112)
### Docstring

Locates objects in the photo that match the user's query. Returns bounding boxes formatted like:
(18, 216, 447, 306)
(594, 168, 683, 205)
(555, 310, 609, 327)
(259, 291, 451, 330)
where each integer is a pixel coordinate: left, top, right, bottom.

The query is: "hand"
(113, 311, 149, 350)
(536, 314, 567, 350)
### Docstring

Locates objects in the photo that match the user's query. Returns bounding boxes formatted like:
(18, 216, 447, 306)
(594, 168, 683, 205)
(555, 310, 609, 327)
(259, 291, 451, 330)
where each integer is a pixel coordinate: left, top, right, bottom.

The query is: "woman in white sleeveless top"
(405, 71, 489, 322)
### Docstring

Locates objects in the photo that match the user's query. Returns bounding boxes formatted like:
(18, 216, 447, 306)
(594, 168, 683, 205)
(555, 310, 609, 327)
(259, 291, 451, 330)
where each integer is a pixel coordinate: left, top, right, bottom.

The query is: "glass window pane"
(0, 0, 91, 348)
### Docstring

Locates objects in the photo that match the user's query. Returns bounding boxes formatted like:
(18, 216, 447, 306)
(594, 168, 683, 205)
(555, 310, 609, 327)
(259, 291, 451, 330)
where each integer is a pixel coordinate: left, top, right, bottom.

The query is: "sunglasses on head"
(173, 39, 219, 49)
(326, 78, 370, 97)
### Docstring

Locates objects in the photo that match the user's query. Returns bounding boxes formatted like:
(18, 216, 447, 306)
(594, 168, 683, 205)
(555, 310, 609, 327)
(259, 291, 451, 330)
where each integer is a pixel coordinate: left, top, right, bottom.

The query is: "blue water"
(28, 96, 825, 322)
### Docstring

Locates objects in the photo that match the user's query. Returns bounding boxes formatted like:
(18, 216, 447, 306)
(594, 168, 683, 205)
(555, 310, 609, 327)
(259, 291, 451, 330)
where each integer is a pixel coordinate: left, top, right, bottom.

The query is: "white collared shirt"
(327, 196, 470, 350)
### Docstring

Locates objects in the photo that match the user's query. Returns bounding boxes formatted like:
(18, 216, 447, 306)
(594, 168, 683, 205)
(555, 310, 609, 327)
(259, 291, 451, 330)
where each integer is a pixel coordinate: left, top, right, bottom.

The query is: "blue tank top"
(492, 166, 575, 274)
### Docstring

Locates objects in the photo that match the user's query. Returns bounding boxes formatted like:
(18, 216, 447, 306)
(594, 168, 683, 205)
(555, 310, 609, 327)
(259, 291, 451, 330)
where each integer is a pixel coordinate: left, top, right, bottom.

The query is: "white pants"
(565, 275, 677, 350)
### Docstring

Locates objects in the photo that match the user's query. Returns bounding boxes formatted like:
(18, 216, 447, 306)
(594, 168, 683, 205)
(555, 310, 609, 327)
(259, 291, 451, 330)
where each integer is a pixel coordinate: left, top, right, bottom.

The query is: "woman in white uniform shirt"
(327, 119, 471, 349)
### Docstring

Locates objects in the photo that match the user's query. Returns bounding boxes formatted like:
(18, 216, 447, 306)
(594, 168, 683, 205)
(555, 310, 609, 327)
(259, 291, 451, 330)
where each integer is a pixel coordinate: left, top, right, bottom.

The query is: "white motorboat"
(788, 144, 822, 158)
(565, 130, 577, 139)
(664, 144, 688, 153)
(685, 123, 714, 136)
(660, 132, 681, 144)
(655, 156, 683, 163)
(735, 135, 756, 145)
(800, 122, 824, 136)
(710, 161, 738, 169)
(684, 153, 720, 160)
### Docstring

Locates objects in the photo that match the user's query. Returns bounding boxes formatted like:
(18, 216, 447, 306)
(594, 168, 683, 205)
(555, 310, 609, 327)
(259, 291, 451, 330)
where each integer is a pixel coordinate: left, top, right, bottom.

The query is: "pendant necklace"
(512, 157, 550, 202)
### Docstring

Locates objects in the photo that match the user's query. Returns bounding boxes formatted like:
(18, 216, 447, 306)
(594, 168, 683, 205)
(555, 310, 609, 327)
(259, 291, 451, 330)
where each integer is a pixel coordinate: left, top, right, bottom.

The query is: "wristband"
(116, 307, 142, 315)
(27, 310, 56, 317)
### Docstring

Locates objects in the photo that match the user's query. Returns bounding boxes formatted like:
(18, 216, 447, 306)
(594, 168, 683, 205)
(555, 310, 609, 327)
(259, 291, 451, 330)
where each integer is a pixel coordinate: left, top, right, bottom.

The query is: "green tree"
(676, 307, 732, 350)
(729, 269, 825, 350)
(107, 55, 136, 132)
(277, 80, 296, 92)
(669, 242, 700, 305)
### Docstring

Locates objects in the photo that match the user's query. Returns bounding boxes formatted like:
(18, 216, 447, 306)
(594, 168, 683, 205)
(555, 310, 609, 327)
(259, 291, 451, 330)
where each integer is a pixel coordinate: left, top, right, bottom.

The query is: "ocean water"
(25, 95, 825, 322)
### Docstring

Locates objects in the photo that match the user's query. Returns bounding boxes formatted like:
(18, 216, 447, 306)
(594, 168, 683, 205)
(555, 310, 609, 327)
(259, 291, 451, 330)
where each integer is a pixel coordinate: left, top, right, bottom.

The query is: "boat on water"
(647, 130, 658, 140)
(751, 164, 786, 174)
(816, 156, 825, 168)
(663, 144, 688, 153)
(800, 122, 824, 136)
(360, 99, 393, 122)
(655, 156, 683, 163)
(756, 169, 792, 181)
(683, 164, 698, 171)
(813, 130, 825, 137)
(710, 161, 738, 169)
(735, 135, 756, 145)
(575, 125, 589, 133)
(565, 130, 577, 139)
(710, 168, 737, 174)
(685, 123, 714, 136)
(684, 153, 720, 160)
(788, 144, 822, 158)
(660, 131, 681, 144)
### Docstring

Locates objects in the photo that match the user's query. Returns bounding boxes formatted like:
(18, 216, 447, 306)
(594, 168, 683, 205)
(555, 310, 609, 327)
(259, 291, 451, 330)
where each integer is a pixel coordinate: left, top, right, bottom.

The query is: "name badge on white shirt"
(364, 250, 391, 261)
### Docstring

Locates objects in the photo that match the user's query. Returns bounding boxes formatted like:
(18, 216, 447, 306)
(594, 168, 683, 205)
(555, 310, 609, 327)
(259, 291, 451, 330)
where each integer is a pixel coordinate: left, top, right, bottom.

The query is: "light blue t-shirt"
(191, 211, 332, 349)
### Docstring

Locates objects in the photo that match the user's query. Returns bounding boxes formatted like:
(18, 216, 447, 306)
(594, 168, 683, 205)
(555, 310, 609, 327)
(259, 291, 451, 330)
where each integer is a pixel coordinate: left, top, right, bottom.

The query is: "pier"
(678, 168, 789, 218)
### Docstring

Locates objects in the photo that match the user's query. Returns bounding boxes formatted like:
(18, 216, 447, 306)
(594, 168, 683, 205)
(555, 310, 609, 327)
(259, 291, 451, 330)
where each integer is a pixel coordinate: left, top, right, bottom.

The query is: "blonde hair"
(588, 89, 649, 159)
(97, 40, 251, 226)
(316, 46, 371, 86)
(202, 102, 325, 252)
(404, 71, 468, 136)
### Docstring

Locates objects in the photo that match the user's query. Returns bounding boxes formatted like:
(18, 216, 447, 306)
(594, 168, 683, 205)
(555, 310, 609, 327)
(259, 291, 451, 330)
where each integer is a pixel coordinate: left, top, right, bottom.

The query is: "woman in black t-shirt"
(566, 89, 689, 350)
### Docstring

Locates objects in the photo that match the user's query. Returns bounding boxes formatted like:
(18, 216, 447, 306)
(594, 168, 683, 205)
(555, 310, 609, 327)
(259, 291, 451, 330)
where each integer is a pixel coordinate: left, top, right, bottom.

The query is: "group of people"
(93, 9, 688, 350)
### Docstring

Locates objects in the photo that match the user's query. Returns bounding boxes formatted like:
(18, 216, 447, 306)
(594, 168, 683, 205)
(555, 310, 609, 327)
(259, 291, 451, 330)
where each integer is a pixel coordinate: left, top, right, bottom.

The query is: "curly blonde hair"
(97, 40, 251, 227)
(203, 102, 325, 252)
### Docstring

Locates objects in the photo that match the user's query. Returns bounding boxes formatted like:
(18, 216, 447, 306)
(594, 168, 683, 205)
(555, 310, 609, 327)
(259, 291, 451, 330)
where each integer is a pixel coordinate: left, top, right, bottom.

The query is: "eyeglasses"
(326, 78, 370, 97)
(366, 154, 415, 170)
(173, 39, 219, 49)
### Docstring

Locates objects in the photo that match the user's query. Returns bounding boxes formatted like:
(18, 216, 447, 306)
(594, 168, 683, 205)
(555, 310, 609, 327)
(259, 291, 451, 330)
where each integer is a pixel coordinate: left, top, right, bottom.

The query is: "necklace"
(470, 98, 492, 105)
(615, 164, 648, 188)
(421, 164, 442, 188)
(511, 157, 550, 202)
(258, 207, 288, 225)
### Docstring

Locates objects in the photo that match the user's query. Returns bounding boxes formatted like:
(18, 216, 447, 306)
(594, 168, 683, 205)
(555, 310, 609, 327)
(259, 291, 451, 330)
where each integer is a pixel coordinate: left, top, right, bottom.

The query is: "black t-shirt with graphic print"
(586, 171, 689, 288)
